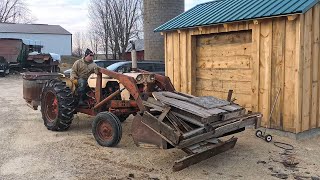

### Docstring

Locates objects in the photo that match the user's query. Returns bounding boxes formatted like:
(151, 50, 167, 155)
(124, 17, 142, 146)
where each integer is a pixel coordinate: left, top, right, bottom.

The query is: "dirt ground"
(0, 75, 320, 180)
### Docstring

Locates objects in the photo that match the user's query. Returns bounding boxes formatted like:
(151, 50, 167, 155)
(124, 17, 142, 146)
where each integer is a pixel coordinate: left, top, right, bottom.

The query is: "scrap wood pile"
(135, 91, 261, 171)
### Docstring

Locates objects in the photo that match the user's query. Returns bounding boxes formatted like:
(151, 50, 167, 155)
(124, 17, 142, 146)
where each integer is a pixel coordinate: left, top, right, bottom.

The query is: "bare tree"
(89, 0, 110, 59)
(72, 32, 86, 57)
(89, 0, 142, 59)
(0, 0, 34, 23)
(87, 28, 101, 59)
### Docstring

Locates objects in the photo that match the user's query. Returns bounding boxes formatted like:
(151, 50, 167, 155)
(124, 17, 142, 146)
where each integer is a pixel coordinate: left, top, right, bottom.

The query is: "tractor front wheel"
(92, 112, 122, 147)
(41, 79, 75, 131)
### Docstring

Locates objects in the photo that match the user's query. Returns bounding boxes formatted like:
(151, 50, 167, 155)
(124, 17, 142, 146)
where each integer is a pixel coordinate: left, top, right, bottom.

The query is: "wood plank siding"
(195, 31, 253, 109)
(163, 4, 320, 133)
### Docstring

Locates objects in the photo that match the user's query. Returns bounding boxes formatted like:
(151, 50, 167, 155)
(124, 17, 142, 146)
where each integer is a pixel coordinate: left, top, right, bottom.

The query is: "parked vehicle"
(107, 61, 165, 75)
(27, 53, 61, 72)
(0, 56, 9, 77)
(63, 60, 124, 77)
(95, 60, 123, 68)
(0, 38, 60, 72)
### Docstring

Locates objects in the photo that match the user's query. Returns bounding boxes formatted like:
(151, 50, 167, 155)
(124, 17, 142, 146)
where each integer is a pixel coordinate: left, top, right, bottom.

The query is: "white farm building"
(0, 23, 72, 56)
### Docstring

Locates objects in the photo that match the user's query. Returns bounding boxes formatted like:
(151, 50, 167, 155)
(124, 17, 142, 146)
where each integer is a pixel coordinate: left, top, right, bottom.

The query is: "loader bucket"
(131, 114, 168, 149)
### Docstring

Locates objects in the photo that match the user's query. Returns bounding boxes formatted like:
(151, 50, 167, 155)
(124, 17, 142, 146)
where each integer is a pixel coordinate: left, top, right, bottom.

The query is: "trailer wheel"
(92, 112, 122, 147)
(255, 130, 263, 138)
(265, 135, 273, 143)
(41, 79, 75, 131)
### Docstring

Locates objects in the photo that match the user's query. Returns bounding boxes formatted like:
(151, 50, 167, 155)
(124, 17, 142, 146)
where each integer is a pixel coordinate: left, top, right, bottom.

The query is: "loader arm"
(97, 67, 146, 112)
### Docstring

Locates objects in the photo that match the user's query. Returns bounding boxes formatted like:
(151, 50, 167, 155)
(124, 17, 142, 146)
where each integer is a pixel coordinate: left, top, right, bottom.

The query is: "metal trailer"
(27, 54, 60, 72)
(22, 68, 261, 171)
(0, 38, 59, 72)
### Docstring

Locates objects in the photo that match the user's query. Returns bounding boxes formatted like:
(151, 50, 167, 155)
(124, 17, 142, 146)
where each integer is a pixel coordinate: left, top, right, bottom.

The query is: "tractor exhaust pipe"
(130, 41, 137, 72)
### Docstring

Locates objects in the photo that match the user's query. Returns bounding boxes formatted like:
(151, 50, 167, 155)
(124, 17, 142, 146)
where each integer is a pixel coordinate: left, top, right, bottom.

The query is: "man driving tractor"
(71, 48, 98, 106)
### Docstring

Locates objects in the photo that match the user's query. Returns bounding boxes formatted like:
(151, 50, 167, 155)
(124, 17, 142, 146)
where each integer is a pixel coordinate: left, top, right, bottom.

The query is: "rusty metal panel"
(22, 72, 62, 109)
(131, 114, 168, 149)
(0, 39, 23, 63)
(173, 137, 238, 172)
(27, 54, 51, 61)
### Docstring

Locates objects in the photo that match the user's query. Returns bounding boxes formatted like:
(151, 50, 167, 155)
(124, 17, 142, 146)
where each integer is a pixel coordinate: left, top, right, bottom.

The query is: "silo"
(144, 0, 184, 60)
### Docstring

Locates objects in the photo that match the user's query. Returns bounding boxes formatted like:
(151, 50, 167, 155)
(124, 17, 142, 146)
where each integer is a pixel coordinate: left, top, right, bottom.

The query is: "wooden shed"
(155, 0, 320, 134)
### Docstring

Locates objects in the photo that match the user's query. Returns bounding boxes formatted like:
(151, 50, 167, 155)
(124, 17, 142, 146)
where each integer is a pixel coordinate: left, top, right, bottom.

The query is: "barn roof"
(155, 0, 319, 32)
(0, 23, 72, 35)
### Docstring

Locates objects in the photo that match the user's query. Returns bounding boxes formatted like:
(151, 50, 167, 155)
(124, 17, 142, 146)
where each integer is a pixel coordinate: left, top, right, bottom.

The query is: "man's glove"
(94, 67, 100, 74)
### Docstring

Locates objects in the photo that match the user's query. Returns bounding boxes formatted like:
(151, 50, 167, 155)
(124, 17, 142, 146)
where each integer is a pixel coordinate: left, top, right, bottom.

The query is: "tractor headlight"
(136, 74, 143, 82)
(148, 74, 156, 82)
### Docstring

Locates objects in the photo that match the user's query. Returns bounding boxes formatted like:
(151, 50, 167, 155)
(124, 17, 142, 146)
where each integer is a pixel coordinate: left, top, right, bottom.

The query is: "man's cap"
(85, 48, 93, 57)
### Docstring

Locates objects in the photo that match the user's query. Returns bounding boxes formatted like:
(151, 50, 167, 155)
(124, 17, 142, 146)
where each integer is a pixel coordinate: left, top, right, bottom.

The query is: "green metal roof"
(155, 0, 320, 32)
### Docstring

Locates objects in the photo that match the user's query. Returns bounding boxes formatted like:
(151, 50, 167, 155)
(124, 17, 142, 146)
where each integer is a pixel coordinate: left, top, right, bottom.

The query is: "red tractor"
(23, 67, 261, 171)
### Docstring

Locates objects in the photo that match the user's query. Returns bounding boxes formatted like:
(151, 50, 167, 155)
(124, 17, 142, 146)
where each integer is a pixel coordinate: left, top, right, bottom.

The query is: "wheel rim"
(45, 91, 58, 122)
(97, 120, 113, 141)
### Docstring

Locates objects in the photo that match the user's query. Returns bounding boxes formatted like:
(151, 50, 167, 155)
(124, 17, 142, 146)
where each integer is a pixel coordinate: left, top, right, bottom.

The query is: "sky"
(27, 0, 210, 35)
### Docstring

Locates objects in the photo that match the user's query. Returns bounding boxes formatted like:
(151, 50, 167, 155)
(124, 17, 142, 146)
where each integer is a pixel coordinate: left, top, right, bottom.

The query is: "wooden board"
(164, 33, 168, 76)
(196, 69, 252, 82)
(197, 31, 252, 46)
(191, 36, 197, 95)
(251, 23, 261, 112)
(312, 4, 320, 129)
(315, 4, 320, 128)
(258, 19, 273, 127)
(173, 33, 181, 91)
(311, 82, 318, 128)
(197, 55, 252, 69)
(302, 9, 313, 132)
(195, 79, 252, 94)
(186, 33, 197, 95)
(166, 33, 174, 79)
(196, 43, 252, 57)
(295, 14, 304, 133)
(153, 92, 226, 119)
(271, 18, 286, 130)
(180, 31, 188, 93)
(283, 18, 297, 132)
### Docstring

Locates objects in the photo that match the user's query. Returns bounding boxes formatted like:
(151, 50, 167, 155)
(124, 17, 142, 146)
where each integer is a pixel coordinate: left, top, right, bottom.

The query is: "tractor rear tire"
(41, 79, 75, 131)
(92, 112, 122, 147)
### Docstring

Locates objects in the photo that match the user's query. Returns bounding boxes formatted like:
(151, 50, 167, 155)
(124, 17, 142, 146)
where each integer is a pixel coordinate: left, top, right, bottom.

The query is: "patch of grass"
(59, 56, 79, 72)
(61, 56, 80, 65)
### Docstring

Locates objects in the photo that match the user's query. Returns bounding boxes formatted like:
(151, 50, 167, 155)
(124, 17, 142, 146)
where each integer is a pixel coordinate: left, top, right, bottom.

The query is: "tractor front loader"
(22, 66, 261, 171)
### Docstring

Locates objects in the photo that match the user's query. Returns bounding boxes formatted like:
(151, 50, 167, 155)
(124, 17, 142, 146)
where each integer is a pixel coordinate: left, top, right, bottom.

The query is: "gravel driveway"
(0, 75, 319, 180)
